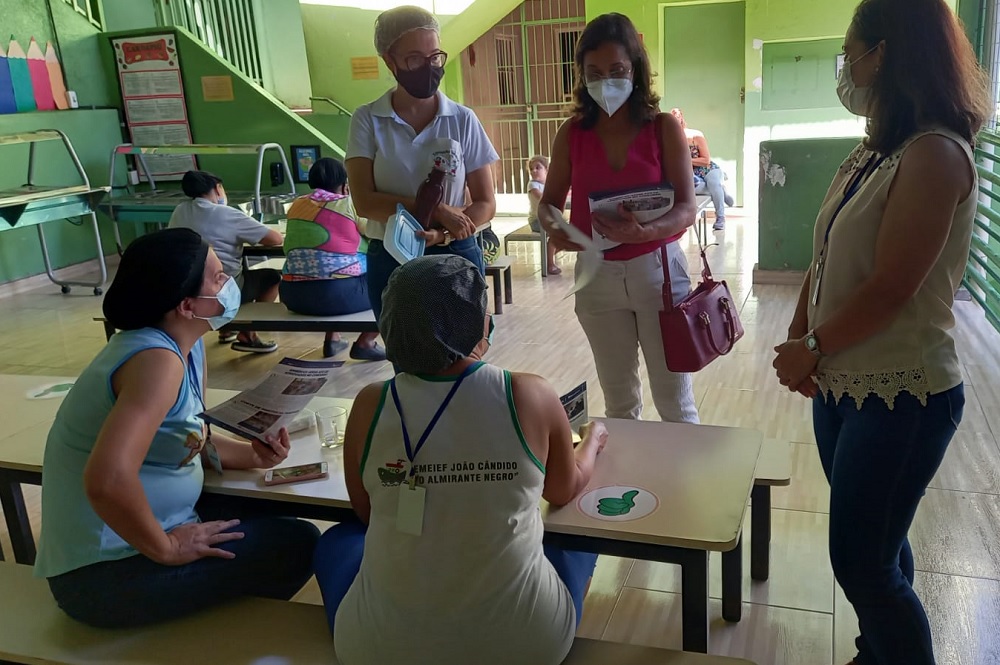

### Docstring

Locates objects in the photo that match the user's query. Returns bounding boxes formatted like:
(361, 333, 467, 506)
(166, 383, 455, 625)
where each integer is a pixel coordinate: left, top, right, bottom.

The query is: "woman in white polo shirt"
(346, 5, 499, 321)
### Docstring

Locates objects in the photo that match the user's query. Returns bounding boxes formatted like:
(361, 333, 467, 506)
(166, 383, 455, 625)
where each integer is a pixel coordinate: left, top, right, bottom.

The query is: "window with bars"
(559, 30, 581, 100)
(968, 0, 1000, 332)
(63, 0, 103, 29)
(496, 36, 518, 106)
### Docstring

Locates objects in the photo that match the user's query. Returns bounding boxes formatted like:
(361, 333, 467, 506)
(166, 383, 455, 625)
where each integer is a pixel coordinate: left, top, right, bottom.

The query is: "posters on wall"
(112, 34, 195, 180)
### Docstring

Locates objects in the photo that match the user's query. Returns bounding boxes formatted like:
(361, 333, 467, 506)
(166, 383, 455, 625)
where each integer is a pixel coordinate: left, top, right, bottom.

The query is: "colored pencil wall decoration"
(27, 38, 55, 110)
(7, 38, 36, 112)
(0, 43, 16, 114)
(45, 42, 68, 109)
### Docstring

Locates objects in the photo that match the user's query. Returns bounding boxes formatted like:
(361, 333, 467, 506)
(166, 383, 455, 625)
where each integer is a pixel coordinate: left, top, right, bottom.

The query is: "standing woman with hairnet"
(346, 5, 500, 321)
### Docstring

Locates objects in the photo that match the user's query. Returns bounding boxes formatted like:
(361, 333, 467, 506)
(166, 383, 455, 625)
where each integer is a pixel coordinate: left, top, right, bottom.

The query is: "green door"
(663, 1, 745, 202)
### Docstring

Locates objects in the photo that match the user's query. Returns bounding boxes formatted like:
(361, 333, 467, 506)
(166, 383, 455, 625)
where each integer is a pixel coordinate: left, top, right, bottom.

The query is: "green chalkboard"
(762, 38, 844, 111)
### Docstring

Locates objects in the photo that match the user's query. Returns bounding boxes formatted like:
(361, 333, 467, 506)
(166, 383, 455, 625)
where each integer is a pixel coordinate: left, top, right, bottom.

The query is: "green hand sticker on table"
(597, 489, 639, 516)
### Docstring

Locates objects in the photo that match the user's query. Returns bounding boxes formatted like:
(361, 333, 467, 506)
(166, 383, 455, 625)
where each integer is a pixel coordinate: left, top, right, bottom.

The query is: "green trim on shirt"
(504, 370, 545, 475)
(359, 381, 391, 476)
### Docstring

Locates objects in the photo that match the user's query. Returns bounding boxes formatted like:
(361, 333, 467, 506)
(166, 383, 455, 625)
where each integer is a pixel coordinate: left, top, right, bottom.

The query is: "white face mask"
(837, 45, 877, 117)
(587, 78, 633, 117)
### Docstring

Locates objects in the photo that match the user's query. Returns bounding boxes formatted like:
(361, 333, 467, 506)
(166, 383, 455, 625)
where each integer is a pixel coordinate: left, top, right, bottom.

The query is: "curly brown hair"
(570, 13, 661, 130)
(851, 0, 990, 154)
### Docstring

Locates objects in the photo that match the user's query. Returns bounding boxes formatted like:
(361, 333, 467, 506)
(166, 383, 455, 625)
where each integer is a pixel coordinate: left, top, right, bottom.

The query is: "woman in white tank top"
(313, 254, 608, 665)
(771, 2, 990, 664)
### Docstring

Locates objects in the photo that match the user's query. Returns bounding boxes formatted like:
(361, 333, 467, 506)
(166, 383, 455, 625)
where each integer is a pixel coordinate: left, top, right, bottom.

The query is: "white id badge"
(204, 440, 224, 475)
(396, 484, 426, 536)
(811, 260, 825, 306)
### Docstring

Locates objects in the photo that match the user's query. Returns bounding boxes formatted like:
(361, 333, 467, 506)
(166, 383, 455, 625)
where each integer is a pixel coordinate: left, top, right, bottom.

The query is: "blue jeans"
(46, 496, 320, 628)
(366, 237, 485, 322)
(279, 275, 369, 317)
(694, 168, 727, 221)
(313, 522, 598, 635)
(813, 385, 964, 665)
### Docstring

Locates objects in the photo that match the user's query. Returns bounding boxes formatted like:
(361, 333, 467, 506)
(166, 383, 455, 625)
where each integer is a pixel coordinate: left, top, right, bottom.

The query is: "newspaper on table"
(538, 203, 601, 299)
(201, 358, 344, 440)
(560, 381, 588, 433)
(588, 184, 675, 252)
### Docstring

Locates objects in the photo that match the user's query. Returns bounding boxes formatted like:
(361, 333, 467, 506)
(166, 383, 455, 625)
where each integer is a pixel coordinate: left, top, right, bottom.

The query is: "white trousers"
(574, 242, 699, 423)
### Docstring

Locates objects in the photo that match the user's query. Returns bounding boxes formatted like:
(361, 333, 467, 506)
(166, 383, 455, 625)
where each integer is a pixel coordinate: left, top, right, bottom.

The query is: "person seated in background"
(168, 170, 282, 353)
(281, 158, 385, 361)
(312, 255, 608, 665)
(669, 108, 734, 231)
(526, 155, 561, 274)
(34, 228, 319, 629)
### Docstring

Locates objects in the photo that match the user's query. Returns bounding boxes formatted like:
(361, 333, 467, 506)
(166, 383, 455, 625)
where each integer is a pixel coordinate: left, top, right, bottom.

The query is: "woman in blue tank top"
(35, 228, 319, 628)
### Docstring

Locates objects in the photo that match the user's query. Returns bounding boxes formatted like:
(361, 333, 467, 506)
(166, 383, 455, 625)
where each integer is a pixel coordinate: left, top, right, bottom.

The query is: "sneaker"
(218, 331, 238, 344)
(322, 339, 349, 358)
(231, 337, 278, 354)
(724, 193, 734, 207)
(713, 219, 726, 231)
(350, 342, 387, 362)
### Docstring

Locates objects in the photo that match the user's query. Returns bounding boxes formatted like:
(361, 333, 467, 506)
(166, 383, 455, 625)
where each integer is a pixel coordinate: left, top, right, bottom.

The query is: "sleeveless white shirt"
(807, 128, 977, 408)
(334, 363, 576, 665)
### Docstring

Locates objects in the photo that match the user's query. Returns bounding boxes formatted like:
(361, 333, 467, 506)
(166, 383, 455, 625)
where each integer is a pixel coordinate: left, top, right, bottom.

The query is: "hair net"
(374, 5, 440, 55)
(380, 255, 488, 375)
(103, 228, 209, 331)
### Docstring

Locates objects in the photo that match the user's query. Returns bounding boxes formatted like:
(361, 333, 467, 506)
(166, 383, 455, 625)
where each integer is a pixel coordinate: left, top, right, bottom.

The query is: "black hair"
(103, 228, 210, 331)
(308, 158, 348, 193)
(181, 170, 223, 198)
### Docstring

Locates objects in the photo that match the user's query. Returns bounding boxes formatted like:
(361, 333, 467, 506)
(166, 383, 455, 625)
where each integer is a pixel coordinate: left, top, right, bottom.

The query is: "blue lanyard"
(390, 363, 480, 480)
(820, 153, 886, 255)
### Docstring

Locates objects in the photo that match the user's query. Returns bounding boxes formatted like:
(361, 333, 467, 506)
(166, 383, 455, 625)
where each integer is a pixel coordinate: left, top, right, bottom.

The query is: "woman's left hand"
(250, 428, 290, 469)
(772, 338, 820, 392)
(591, 204, 649, 245)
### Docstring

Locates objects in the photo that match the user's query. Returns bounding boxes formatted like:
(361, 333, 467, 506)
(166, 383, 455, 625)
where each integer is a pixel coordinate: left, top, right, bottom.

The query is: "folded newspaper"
(538, 203, 601, 299)
(201, 358, 344, 440)
(588, 184, 675, 252)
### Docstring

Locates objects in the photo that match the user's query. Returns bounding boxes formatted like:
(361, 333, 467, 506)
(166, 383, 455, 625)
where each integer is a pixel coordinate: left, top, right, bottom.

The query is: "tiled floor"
(1, 213, 998, 663)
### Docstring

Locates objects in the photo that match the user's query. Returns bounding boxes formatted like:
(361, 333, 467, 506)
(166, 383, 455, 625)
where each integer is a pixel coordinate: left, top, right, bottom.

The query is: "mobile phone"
(263, 462, 328, 486)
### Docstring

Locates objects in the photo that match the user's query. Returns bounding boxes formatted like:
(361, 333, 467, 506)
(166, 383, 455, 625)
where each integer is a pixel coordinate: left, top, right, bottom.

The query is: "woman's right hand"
(579, 421, 609, 453)
(546, 224, 585, 253)
(435, 204, 476, 239)
(159, 519, 244, 565)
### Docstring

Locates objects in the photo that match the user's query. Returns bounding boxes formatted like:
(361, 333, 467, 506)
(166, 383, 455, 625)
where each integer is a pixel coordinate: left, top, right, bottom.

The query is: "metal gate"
(461, 0, 586, 194)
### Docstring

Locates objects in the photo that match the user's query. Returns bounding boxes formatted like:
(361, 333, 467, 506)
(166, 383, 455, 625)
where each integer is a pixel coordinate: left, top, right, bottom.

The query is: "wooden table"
(0, 376, 761, 653)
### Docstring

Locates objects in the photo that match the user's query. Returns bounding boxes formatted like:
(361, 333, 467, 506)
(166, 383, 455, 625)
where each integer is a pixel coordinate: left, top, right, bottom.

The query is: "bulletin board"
(112, 33, 196, 180)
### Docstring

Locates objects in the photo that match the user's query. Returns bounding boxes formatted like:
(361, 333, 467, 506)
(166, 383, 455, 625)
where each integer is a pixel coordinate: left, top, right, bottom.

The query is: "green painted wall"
(101, 28, 344, 193)
(757, 137, 859, 271)
(0, 109, 130, 284)
(253, 0, 313, 108)
(101, 0, 159, 33)
(0, 0, 115, 108)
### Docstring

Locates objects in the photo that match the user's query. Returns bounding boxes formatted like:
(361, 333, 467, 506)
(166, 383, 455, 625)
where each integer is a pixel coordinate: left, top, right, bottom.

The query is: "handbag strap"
(656, 113, 718, 309)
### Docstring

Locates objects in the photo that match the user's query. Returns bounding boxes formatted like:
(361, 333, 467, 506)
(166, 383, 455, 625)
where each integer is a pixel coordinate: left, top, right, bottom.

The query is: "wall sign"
(112, 34, 195, 180)
(351, 56, 380, 80)
(201, 75, 234, 102)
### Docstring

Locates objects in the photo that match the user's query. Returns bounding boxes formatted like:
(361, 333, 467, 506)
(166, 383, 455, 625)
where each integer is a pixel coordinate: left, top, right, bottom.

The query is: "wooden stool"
(485, 257, 514, 314)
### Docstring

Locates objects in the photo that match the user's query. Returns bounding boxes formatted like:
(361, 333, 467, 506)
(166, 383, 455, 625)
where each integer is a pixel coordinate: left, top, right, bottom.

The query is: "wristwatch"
(804, 329, 823, 357)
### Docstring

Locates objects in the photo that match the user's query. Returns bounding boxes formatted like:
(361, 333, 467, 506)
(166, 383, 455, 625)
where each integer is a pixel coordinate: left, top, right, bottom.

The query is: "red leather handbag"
(659, 238, 743, 373)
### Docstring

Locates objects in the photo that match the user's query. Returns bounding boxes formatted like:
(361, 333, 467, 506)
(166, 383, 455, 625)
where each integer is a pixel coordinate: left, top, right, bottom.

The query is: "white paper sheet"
(538, 203, 601, 299)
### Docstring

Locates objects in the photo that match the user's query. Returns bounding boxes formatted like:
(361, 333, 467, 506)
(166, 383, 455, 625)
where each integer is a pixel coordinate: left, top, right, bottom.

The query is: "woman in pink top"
(540, 13, 698, 423)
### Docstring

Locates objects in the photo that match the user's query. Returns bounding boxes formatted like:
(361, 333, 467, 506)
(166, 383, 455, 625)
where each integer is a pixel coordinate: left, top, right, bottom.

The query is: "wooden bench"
(96, 302, 379, 341)
(0, 564, 755, 665)
(504, 223, 551, 277)
(485, 256, 514, 314)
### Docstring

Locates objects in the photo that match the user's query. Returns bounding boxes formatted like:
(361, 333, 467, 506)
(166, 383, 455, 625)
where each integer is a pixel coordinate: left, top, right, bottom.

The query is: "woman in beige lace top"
(772, 1, 990, 664)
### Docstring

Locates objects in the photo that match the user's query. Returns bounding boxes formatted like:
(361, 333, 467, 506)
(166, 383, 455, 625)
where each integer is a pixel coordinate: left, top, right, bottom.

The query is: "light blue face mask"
(194, 276, 241, 330)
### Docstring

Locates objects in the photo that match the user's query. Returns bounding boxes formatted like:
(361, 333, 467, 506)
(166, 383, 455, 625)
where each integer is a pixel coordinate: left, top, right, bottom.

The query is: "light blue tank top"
(34, 328, 207, 578)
